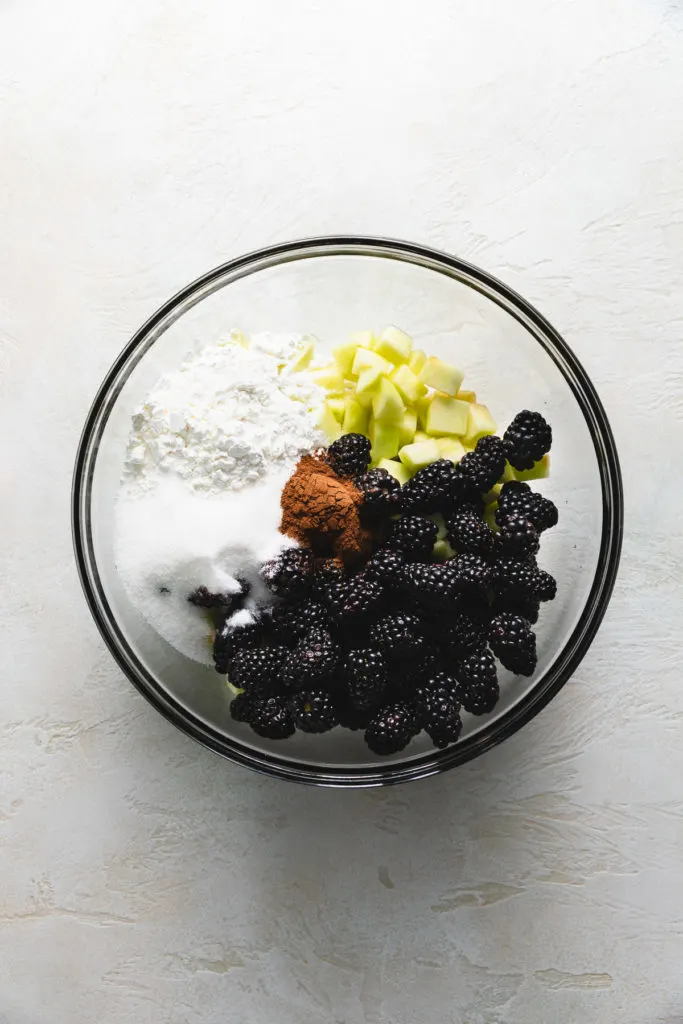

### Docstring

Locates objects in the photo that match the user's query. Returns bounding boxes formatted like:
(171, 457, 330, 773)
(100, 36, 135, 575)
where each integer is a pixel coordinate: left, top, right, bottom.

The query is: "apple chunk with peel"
(399, 438, 442, 471)
(418, 356, 465, 396)
(375, 325, 413, 364)
(464, 403, 497, 444)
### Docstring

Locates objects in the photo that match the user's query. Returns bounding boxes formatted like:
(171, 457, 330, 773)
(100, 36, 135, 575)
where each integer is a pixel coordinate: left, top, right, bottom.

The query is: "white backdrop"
(1, 0, 682, 1021)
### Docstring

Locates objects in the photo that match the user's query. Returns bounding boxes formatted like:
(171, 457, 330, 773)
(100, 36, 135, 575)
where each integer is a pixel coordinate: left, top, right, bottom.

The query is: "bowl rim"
(72, 235, 624, 787)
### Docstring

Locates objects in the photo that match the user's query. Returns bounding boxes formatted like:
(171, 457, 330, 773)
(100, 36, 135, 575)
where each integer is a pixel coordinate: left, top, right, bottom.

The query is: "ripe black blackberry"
(369, 612, 425, 659)
(290, 690, 339, 733)
(496, 481, 558, 534)
(345, 648, 389, 713)
(312, 558, 345, 596)
(188, 585, 245, 611)
(355, 468, 401, 511)
(228, 645, 288, 696)
(327, 433, 372, 477)
(489, 612, 537, 676)
(535, 570, 557, 602)
(495, 513, 539, 559)
(229, 693, 255, 723)
(415, 672, 463, 749)
(503, 410, 552, 470)
(322, 574, 384, 622)
(270, 597, 330, 645)
(281, 626, 339, 689)
(456, 434, 506, 493)
(260, 547, 314, 597)
(400, 563, 460, 609)
(492, 592, 541, 625)
(446, 508, 495, 557)
(428, 605, 490, 657)
(213, 617, 263, 674)
(248, 696, 296, 739)
(386, 515, 439, 560)
(448, 553, 493, 595)
(491, 556, 539, 600)
(364, 548, 406, 585)
(365, 702, 420, 755)
(400, 459, 458, 513)
(457, 647, 499, 715)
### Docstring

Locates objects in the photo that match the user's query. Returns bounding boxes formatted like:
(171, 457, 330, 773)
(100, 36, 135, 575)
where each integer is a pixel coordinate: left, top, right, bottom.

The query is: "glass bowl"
(72, 236, 623, 787)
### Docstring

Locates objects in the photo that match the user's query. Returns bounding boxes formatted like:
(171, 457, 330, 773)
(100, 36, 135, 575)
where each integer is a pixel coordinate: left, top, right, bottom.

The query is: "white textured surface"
(1, 0, 681, 1020)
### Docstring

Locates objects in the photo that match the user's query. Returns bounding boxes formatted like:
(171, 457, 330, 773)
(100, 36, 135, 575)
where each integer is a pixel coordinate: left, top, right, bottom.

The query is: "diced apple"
(511, 455, 551, 482)
(332, 340, 359, 376)
(326, 397, 346, 422)
(369, 420, 400, 461)
(315, 364, 347, 392)
(378, 458, 412, 486)
(351, 347, 394, 377)
(418, 356, 465, 396)
(375, 325, 413, 364)
(464, 403, 497, 444)
(432, 538, 455, 561)
(415, 395, 432, 429)
(413, 430, 432, 443)
(425, 396, 470, 437)
(399, 408, 418, 447)
(390, 364, 427, 404)
(348, 330, 376, 350)
(318, 404, 343, 440)
(409, 349, 427, 375)
(456, 389, 476, 403)
(399, 439, 441, 471)
(372, 377, 404, 425)
(484, 502, 499, 532)
(342, 398, 368, 435)
(482, 483, 503, 504)
(502, 462, 517, 483)
(436, 437, 466, 463)
(355, 365, 383, 399)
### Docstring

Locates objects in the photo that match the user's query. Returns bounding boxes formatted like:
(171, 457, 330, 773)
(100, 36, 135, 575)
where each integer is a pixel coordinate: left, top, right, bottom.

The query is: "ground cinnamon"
(280, 453, 372, 566)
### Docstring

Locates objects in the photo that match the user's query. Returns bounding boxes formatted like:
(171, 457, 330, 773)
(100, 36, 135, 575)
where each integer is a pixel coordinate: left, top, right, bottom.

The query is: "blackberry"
(386, 515, 439, 560)
(213, 617, 262, 674)
(400, 459, 458, 513)
(457, 435, 506, 493)
(492, 592, 541, 625)
(491, 556, 539, 600)
(355, 468, 401, 511)
(365, 702, 420, 755)
(281, 626, 339, 689)
(229, 693, 255, 723)
(369, 612, 425, 659)
(489, 612, 537, 676)
(270, 597, 330, 645)
(248, 696, 295, 739)
(312, 558, 345, 593)
(322, 574, 384, 622)
(228, 646, 287, 696)
(449, 553, 493, 595)
(457, 648, 499, 715)
(415, 672, 462, 748)
(260, 547, 314, 597)
(536, 570, 557, 602)
(188, 585, 244, 611)
(364, 548, 406, 585)
(290, 690, 339, 733)
(428, 605, 490, 657)
(503, 410, 552, 471)
(327, 433, 371, 477)
(446, 508, 495, 557)
(345, 648, 389, 713)
(496, 481, 558, 534)
(400, 563, 460, 609)
(496, 513, 539, 559)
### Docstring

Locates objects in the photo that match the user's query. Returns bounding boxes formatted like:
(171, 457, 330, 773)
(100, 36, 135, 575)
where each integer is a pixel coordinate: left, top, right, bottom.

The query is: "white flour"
(115, 331, 325, 663)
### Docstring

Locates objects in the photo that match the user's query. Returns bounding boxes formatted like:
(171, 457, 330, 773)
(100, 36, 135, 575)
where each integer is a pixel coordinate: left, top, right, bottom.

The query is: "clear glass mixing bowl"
(72, 237, 623, 787)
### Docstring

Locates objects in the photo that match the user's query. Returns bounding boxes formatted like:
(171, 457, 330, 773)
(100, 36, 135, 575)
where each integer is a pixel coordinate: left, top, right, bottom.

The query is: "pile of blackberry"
(214, 413, 557, 756)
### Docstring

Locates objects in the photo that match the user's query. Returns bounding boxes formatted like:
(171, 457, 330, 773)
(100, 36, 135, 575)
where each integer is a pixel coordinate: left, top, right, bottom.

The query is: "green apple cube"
(372, 376, 405, 424)
(399, 438, 441, 471)
(511, 455, 551, 482)
(288, 339, 315, 372)
(378, 458, 412, 486)
(415, 394, 432, 429)
(390, 364, 427, 404)
(351, 347, 394, 377)
(326, 396, 346, 422)
(348, 330, 376, 349)
(425, 395, 470, 436)
(432, 538, 455, 561)
(502, 461, 517, 483)
(436, 436, 466, 463)
(355, 365, 383, 398)
(318, 404, 343, 440)
(482, 482, 503, 504)
(332, 340, 359, 376)
(413, 430, 432, 443)
(315, 364, 347, 392)
(375, 325, 413, 364)
(464, 403, 497, 444)
(418, 356, 465, 396)
(342, 398, 368, 435)
(399, 408, 418, 446)
(409, 349, 427, 375)
(369, 420, 400, 460)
